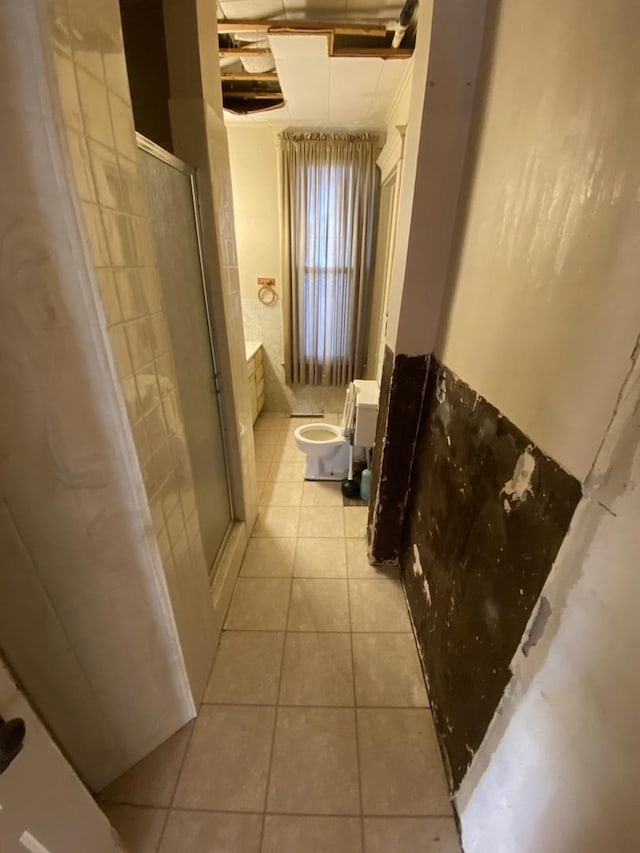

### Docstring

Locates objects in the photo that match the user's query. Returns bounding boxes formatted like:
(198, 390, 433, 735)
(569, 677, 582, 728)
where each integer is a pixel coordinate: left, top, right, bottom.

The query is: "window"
(281, 133, 377, 386)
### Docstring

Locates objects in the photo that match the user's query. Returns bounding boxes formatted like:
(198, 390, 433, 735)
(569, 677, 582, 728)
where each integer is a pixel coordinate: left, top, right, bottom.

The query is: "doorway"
(138, 136, 233, 578)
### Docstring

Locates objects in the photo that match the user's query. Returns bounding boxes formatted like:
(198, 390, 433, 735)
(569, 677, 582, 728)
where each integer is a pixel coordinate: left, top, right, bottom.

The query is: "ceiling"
(217, 0, 405, 23)
(217, 0, 412, 127)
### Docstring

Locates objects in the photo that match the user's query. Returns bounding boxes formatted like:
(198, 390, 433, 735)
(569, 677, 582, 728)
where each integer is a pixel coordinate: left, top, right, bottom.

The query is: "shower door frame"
(136, 132, 235, 578)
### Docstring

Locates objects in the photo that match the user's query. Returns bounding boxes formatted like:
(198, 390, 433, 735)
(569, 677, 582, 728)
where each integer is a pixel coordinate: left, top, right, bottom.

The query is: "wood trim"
(330, 47, 413, 58)
(222, 91, 284, 100)
(217, 19, 387, 37)
(218, 47, 271, 57)
(220, 72, 279, 82)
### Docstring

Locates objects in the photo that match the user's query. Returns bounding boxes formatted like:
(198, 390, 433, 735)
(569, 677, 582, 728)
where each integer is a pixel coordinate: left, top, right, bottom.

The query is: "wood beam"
(223, 91, 284, 100)
(220, 72, 279, 82)
(217, 19, 387, 38)
(330, 47, 413, 58)
(218, 47, 271, 57)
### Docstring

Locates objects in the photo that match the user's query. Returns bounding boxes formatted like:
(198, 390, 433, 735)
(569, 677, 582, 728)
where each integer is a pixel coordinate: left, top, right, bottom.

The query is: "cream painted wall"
(458, 341, 640, 853)
(227, 126, 280, 300)
(435, 1, 640, 848)
(437, 0, 640, 480)
(385, 0, 486, 358)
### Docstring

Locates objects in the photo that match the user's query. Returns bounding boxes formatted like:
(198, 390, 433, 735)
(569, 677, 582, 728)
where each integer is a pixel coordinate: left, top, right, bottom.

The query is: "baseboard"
(210, 519, 250, 635)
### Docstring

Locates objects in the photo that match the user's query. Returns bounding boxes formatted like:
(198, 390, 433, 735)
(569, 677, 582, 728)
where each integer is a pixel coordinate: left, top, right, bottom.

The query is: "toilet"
(294, 380, 380, 481)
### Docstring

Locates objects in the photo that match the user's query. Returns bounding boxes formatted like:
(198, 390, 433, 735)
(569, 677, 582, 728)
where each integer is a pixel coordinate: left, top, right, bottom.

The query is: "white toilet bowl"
(294, 423, 350, 481)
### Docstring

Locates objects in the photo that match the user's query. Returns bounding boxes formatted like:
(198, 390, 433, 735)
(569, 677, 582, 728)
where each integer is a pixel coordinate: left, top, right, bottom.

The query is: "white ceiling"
(222, 34, 410, 127)
(217, 0, 404, 23)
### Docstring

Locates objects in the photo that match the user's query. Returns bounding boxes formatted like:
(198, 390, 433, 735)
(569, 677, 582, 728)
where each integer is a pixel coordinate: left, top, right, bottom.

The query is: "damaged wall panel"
(402, 359, 581, 788)
(368, 346, 429, 564)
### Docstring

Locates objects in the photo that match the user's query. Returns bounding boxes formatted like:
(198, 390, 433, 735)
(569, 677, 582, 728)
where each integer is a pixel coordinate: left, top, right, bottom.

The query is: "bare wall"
(437, 0, 640, 480)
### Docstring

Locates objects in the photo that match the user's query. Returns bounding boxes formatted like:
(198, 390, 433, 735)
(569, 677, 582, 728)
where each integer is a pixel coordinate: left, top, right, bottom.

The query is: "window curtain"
(280, 132, 378, 386)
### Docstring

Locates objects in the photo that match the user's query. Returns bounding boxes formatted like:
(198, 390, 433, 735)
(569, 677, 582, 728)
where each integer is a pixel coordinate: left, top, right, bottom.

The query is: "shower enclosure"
(138, 135, 232, 578)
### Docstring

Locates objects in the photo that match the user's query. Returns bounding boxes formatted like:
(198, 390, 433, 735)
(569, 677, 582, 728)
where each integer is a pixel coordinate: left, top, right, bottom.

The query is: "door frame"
(136, 133, 235, 573)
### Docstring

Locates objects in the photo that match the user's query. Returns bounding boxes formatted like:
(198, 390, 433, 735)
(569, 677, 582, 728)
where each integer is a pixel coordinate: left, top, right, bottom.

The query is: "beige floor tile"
(280, 417, 326, 432)
(358, 709, 451, 816)
(255, 460, 271, 481)
(276, 430, 298, 447)
(353, 634, 428, 707)
(294, 538, 347, 578)
(173, 705, 275, 811)
(240, 538, 296, 578)
(262, 815, 363, 853)
(159, 811, 263, 853)
(204, 631, 284, 704)
(254, 428, 282, 445)
(363, 817, 461, 853)
(260, 481, 304, 507)
(288, 579, 350, 631)
(344, 506, 369, 538)
(302, 481, 344, 506)
(225, 578, 291, 630)
(345, 540, 400, 580)
(298, 506, 345, 538)
(349, 579, 411, 632)
(102, 805, 166, 853)
(267, 708, 360, 814)
(280, 633, 354, 706)
(254, 443, 276, 462)
(272, 443, 305, 463)
(268, 460, 306, 482)
(256, 411, 285, 423)
(252, 506, 300, 538)
(99, 723, 193, 807)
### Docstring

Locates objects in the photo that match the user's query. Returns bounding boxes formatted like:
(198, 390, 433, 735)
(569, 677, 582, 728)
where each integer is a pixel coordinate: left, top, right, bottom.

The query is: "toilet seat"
(294, 423, 345, 445)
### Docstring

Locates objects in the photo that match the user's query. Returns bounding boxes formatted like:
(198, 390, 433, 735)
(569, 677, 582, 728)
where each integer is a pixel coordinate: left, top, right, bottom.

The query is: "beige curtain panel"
(280, 132, 378, 386)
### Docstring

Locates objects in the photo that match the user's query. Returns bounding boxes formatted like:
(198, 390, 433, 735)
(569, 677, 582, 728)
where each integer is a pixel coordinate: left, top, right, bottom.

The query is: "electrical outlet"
(257, 277, 276, 287)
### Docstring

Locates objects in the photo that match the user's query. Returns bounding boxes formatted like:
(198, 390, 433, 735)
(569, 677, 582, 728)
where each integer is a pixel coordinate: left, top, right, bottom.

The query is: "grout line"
(346, 570, 366, 853)
(257, 574, 293, 851)
(220, 628, 414, 635)
(154, 571, 233, 850)
(198, 701, 429, 710)
(166, 805, 455, 819)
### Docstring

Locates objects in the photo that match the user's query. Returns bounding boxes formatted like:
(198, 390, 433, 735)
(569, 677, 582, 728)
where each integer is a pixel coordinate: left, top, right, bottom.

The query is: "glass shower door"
(138, 137, 232, 578)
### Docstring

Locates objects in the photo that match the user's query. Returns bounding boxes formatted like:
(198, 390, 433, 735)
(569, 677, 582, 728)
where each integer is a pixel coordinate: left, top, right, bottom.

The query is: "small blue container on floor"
(360, 466, 372, 502)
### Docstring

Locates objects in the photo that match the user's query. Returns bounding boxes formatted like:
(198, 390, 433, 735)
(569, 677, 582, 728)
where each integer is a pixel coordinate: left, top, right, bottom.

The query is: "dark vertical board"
(368, 348, 429, 564)
(402, 360, 581, 788)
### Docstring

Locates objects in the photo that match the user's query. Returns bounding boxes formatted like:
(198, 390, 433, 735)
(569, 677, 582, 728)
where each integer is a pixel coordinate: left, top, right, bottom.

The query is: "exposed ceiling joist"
(217, 19, 388, 38)
(220, 72, 279, 82)
(222, 91, 284, 100)
(219, 47, 272, 57)
(332, 46, 413, 58)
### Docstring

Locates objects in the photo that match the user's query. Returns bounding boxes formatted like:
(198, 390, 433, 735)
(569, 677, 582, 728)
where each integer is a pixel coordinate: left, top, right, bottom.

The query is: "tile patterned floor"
(100, 413, 460, 852)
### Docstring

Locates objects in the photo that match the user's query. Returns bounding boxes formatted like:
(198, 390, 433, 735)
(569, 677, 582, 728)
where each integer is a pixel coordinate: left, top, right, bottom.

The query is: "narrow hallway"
(100, 412, 459, 852)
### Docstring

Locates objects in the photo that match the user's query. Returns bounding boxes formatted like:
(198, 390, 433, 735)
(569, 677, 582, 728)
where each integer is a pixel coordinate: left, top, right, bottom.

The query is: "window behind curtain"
(303, 161, 354, 363)
(280, 133, 378, 387)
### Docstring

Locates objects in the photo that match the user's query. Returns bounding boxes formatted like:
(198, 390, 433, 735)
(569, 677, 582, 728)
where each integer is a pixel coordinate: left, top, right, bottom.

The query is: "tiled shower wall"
(47, 0, 216, 702)
(0, 0, 193, 793)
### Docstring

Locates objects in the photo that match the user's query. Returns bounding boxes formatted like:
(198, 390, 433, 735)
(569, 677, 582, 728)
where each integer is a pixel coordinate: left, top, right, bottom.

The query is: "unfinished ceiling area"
(217, 0, 414, 126)
(217, 0, 405, 22)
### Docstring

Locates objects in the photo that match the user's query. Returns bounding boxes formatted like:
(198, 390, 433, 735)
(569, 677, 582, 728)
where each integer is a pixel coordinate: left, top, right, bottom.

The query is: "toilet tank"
(353, 379, 380, 447)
